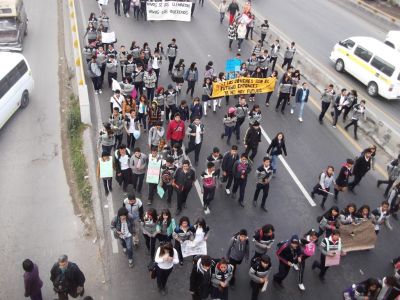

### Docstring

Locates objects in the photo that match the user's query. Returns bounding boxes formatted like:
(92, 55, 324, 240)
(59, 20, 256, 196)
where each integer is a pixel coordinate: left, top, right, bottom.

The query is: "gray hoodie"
(129, 153, 148, 175)
(226, 235, 250, 262)
(148, 126, 165, 146)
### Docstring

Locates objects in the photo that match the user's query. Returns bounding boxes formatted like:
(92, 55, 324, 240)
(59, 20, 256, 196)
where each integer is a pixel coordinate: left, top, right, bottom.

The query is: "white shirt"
(120, 221, 132, 238)
(154, 248, 179, 269)
(194, 227, 205, 243)
(119, 154, 130, 170)
(110, 95, 125, 112)
(127, 116, 138, 134)
(152, 56, 161, 69)
(195, 124, 201, 144)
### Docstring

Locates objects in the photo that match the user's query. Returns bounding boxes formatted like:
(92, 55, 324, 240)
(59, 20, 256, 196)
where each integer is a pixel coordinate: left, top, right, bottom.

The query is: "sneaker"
(179, 261, 184, 266)
(266, 102, 270, 107)
(225, 189, 231, 195)
(94, 90, 99, 95)
(99, 89, 103, 94)
(238, 48, 241, 52)
(128, 259, 134, 268)
(290, 109, 294, 114)
(332, 125, 336, 128)
(293, 264, 299, 271)
(203, 204, 208, 211)
(298, 118, 303, 122)
(298, 283, 305, 291)
(261, 206, 268, 212)
(123, 248, 127, 254)
(147, 200, 152, 205)
(126, 13, 130, 17)
(238, 201, 245, 207)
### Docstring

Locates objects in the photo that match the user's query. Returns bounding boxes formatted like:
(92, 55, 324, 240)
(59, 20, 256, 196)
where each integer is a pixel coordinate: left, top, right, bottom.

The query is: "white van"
(0, 51, 34, 129)
(330, 36, 400, 100)
(385, 31, 400, 51)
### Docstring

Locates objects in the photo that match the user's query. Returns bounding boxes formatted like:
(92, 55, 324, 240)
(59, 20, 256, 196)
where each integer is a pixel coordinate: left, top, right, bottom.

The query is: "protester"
(22, 259, 43, 300)
(114, 144, 132, 192)
(317, 206, 339, 237)
(160, 156, 177, 206)
(166, 113, 185, 147)
(266, 132, 287, 176)
(154, 242, 179, 295)
(210, 258, 233, 300)
(130, 147, 148, 194)
(226, 229, 249, 287)
(339, 203, 357, 225)
(228, 21, 238, 50)
(148, 121, 164, 148)
(227, 0, 239, 25)
(318, 84, 336, 124)
(123, 193, 144, 246)
(190, 255, 213, 300)
(190, 97, 203, 121)
(202, 78, 213, 116)
(164, 84, 178, 121)
(221, 107, 237, 145)
(50, 255, 86, 298)
(371, 201, 392, 234)
(201, 162, 218, 211)
(244, 121, 261, 162)
(142, 208, 158, 260)
(234, 96, 249, 143)
(282, 42, 296, 70)
(173, 216, 195, 265)
(298, 230, 318, 291)
(334, 159, 354, 201)
(249, 254, 271, 300)
(218, 0, 228, 24)
(252, 224, 275, 259)
(275, 72, 292, 114)
(147, 147, 162, 205)
(253, 156, 273, 211)
(377, 154, 400, 198)
(167, 38, 178, 75)
(294, 82, 309, 122)
(185, 116, 205, 165)
(185, 62, 199, 98)
(98, 122, 115, 156)
(348, 148, 372, 193)
(273, 235, 301, 287)
(156, 209, 176, 243)
(232, 153, 252, 207)
(124, 110, 140, 150)
(264, 70, 278, 106)
(173, 160, 196, 215)
(96, 151, 113, 196)
(343, 277, 381, 300)
(344, 100, 366, 140)
(311, 166, 336, 209)
(222, 145, 239, 195)
(111, 207, 135, 267)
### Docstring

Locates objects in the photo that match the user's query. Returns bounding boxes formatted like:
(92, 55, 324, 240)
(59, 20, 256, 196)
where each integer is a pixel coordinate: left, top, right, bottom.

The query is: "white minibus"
(0, 51, 34, 129)
(330, 36, 400, 100)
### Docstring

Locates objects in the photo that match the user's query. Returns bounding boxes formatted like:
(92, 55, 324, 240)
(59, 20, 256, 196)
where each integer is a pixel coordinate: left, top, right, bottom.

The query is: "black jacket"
(221, 151, 239, 174)
(276, 244, 300, 266)
(353, 155, 371, 177)
(232, 161, 252, 179)
(336, 165, 352, 187)
(190, 257, 212, 299)
(174, 167, 196, 190)
(266, 138, 287, 156)
(50, 262, 85, 292)
(244, 126, 261, 148)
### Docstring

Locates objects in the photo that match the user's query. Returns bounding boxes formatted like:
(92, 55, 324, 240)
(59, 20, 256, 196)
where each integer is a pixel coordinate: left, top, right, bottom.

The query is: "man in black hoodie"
(221, 145, 239, 195)
(244, 121, 262, 162)
(273, 235, 301, 287)
(348, 149, 372, 193)
(190, 255, 213, 300)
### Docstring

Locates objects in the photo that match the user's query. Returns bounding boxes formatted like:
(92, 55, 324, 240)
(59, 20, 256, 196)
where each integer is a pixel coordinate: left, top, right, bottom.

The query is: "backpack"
(147, 261, 157, 279)
(303, 241, 316, 257)
(161, 168, 173, 184)
(203, 176, 215, 188)
(276, 240, 289, 251)
(254, 229, 263, 240)
(87, 62, 97, 78)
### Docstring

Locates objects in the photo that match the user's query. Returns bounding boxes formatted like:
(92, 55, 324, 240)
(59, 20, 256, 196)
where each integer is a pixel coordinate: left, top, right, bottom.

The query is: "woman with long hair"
(142, 208, 159, 260)
(221, 107, 237, 145)
(154, 242, 179, 295)
(265, 70, 278, 107)
(172, 216, 194, 265)
(156, 209, 176, 243)
(266, 132, 287, 175)
(317, 206, 339, 237)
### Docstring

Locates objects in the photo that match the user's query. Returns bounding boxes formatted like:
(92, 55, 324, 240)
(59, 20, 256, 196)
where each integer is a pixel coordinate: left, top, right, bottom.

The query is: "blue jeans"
(271, 155, 278, 173)
(223, 126, 234, 143)
(120, 235, 133, 260)
(295, 101, 305, 118)
(220, 12, 225, 23)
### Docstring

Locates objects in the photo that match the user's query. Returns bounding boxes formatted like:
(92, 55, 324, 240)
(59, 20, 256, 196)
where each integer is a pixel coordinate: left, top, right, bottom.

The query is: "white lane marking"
(181, 144, 210, 214)
(76, 0, 119, 252)
(260, 126, 316, 207)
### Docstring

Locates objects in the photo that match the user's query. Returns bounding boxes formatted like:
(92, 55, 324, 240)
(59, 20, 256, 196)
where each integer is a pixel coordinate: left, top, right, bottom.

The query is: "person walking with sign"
(97, 151, 113, 196)
(146, 147, 162, 205)
(173, 216, 195, 265)
(50, 255, 86, 299)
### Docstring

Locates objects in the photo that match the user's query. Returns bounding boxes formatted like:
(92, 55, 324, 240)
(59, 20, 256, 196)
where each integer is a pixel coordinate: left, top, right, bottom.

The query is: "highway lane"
(0, 0, 105, 298)
(249, 0, 400, 140)
(79, 1, 400, 299)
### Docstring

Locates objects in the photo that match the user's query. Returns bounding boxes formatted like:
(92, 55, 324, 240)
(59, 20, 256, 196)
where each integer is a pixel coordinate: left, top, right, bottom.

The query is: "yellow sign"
(211, 77, 277, 98)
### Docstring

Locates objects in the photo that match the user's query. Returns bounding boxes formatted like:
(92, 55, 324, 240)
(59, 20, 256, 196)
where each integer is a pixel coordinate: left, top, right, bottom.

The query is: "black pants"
(134, 82, 144, 96)
(344, 119, 359, 138)
(133, 5, 140, 19)
(229, 39, 234, 49)
(132, 173, 145, 193)
(103, 178, 112, 194)
(148, 183, 158, 201)
(378, 179, 395, 197)
(191, 3, 195, 16)
(244, 146, 258, 161)
(143, 234, 156, 260)
(186, 142, 202, 163)
(162, 183, 174, 204)
(168, 56, 176, 73)
(177, 187, 191, 210)
(265, 91, 273, 104)
(250, 280, 263, 300)
(312, 184, 330, 206)
(114, 0, 121, 15)
(100, 64, 106, 83)
(229, 257, 242, 286)
(203, 187, 216, 206)
(232, 178, 247, 203)
(281, 57, 293, 70)
(115, 134, 123, 149)
(147, 87, 155, 101)
(253, 183, 269, 207)
(140, 4, 146, 19)
(314, 254, 329, 278)
(127, 133, 136, 150)
(342, 106, 351, 122)
(108, 72, 117, 88)
(245, 27, 254, 39)
(235, 117, 245, 140)
(166, 104, 177, 121)
(175, 240, 184, 262)
(298, 256, 309, 284)
(319, 102, 330, 122)
(224, 173, 234, 189)
(348, 174, 364, 191)
(270, 57, 278, 71)
(273, 262, 291, 284)
(276, 92, 290, 112)
(122, 0, 130, 14)
(156, 266, 173, 290)
(186, 80, 196, 97)
(91, 76, 102, 91)
(261, 33, 266, 45)
(120, 168, 133, 191)
(333, 107, 343, 126)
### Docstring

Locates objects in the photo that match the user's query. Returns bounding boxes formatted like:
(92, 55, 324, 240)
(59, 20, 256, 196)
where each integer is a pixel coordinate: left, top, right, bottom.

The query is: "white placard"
(146, 1, 192, 22)
(98, 0, 108, 5)
(101, 31, 116, 44)
(181, 240, 207, 257)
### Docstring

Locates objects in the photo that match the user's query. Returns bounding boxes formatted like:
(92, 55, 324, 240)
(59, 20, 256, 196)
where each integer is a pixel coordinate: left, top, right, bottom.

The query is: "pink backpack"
(303, 241, 316, 257)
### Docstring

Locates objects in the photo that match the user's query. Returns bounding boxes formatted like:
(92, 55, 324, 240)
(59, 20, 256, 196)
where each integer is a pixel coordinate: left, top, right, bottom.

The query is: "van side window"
(354, 46, 373, 63)
(341, 39, 355, 49)
(371, 56, 395, 77)
(0, 60, 28, 98)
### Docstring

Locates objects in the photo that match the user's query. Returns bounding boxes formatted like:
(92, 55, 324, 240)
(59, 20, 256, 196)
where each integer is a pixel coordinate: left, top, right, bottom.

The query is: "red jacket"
(167, 120, 185, 141)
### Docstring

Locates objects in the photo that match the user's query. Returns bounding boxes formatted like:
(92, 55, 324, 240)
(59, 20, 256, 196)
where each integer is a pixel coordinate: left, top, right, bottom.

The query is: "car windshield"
(0, 17, 17, 31)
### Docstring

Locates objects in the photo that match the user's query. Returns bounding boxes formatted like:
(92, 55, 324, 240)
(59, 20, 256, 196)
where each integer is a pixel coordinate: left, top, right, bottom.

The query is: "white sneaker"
(290, 108, 294, 114)
(128, 259, 134, 268)
(332, 125, 336, 128)
(298, 117, 303, 122)
(238, 48, 241, 52)
(99, 89, 103, 94)
(126, 13, 130, 18)
(94, 90, 98, 95)
(123, 248, 127, 254)
(298, 283, 305, 291)
(225, 188, 231, 195)
(293, 264, 299, 271)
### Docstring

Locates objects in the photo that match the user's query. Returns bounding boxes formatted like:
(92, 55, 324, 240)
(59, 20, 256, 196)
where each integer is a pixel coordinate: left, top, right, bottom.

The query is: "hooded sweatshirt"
(226, 234, 250, 262)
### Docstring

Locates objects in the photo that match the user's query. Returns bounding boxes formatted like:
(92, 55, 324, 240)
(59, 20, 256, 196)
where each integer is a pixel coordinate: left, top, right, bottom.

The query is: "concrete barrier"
(233, 0, 400, 158)
(67, 0, 92, 125)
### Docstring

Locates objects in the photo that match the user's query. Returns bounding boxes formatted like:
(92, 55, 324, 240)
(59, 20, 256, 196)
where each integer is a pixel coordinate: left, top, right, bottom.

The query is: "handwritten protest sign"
(146, 1, 192, 22)
(211, 77, 276, 97)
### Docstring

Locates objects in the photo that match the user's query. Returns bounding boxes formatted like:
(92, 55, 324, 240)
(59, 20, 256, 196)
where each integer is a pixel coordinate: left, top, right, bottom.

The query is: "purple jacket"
(24, 264, 43, 297)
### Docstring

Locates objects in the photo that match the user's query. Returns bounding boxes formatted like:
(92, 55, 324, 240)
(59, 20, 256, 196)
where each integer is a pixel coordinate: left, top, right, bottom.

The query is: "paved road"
(78, 1, 400, 299)
(0, 0, 104, 298)
(249, 0, 400, 139)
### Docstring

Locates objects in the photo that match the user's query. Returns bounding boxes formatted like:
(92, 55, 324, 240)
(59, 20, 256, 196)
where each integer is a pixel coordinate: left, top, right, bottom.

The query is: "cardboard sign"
(181, 240, 207, 258)
(98, 0, 108, 5)
(101, 31, 116, 44)
(325, 252, 341, 267)
(146, 159, 162, 184)
(211, 77, 276, 97)
(340, 220, 377, 252)
(146, 1, 192, 22)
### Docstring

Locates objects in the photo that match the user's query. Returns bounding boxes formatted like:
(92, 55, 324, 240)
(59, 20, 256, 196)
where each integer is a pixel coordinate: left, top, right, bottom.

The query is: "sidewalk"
(352, 0, 400, 23)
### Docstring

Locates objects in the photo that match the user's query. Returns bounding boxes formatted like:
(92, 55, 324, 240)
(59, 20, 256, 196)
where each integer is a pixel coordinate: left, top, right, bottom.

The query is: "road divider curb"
(346, 0, 400, 25)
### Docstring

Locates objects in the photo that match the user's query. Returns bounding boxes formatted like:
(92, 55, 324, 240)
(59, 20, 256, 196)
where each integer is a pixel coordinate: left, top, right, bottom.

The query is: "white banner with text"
(146, 1, 192, 22)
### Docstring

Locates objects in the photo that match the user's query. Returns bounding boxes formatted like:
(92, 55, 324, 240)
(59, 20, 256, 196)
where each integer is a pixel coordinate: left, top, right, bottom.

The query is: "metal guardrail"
(67, 0, 92, 125)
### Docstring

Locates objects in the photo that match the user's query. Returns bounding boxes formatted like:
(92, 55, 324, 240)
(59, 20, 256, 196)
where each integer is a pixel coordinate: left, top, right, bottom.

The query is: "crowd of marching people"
(77, 1, 400, 299)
